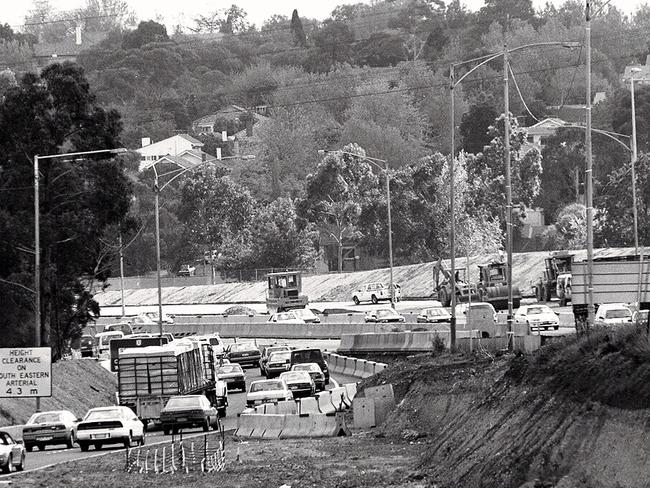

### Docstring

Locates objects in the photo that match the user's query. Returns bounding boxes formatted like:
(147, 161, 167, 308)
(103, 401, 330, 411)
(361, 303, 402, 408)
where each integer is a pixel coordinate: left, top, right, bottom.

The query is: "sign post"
(0, 348, 52, 398)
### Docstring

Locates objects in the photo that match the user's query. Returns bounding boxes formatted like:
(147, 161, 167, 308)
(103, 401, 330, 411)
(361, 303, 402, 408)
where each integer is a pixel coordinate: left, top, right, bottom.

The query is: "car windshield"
(275, 313, 296, 321)
(85, 409, 122, 421)
(426, 308, 446, 316)
(165, 397, 202, 409)
(605, 309, 631, 319)
(377, 310, 395, 317)
(293, 309, 314, 318)
(266, 347, 289, 356)
(30, 412, 63, 423)
(230, 343, 256, 352)
(269, 351, 291, 362)
(281, 372, 307, 382)
(250, 381, 284, 392)
(291, 350, 322, 363)
(216, 364, 242, 374)
(293, 364, 319, 372)
(527, 307, 550, 315)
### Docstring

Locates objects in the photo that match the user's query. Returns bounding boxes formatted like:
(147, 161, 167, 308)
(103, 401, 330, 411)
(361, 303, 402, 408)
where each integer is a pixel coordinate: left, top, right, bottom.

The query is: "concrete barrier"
(276, 400, 297, 414)
(315, 390, 336, 414)
(342, 356, 357, 376)
(344, 383, 357, 402)
(298, 396, 321, 414)
(234, 413, 256, 437)
(235, 413, 286, 438)
(558, 312, 575, 327)
(261, 414, 286, 438)
(279, 414, 314, 438)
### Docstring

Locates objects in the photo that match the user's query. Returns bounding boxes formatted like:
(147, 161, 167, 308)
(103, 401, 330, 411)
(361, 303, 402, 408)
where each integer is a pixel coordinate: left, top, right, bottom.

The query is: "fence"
(125, 428, 226, 475)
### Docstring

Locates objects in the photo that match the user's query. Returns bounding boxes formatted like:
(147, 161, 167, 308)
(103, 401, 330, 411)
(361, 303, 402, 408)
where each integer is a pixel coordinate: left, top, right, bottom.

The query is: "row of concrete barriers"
(234, 383, 357, 438)
(323, 352, 387, 379)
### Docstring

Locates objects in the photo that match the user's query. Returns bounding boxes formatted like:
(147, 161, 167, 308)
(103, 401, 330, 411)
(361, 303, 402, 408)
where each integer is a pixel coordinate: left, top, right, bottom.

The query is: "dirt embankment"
(0, 359, 116, 425)
(361, 327, 650, 488)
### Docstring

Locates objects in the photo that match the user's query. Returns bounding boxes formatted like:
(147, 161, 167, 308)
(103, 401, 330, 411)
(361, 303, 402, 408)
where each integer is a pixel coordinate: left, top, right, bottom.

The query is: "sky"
(2, 0, 647, 31)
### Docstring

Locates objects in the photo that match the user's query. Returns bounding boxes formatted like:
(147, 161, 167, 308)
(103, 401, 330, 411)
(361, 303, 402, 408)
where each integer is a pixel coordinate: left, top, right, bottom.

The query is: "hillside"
(95, 247, 634, 307)
(361, 326, 650, 487)
(0, 359, 116, 425)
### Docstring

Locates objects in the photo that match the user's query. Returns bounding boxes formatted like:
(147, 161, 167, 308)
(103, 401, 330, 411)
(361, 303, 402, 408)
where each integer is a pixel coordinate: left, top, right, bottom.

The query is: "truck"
(266, 271, 309, 314)
(432, 258, 479, 307)
(571, 255, 650, 328)
(117, 341, 228, 429)
(476, 260, 521, 311)
(533, 251, 574, 306)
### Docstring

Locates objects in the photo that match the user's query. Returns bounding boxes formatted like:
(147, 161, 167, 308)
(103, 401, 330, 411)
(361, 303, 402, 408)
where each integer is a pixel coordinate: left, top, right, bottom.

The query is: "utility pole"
(503, 42, 514, 350)
(34, 155, 41, 413)
(386, 160, 395, 308)
(630, 68, 643, 309)
(449, 64, 457, 350)
(154, 173, 163, 337)
(585, 0, 595, 329)
(119, 232, 126, 318)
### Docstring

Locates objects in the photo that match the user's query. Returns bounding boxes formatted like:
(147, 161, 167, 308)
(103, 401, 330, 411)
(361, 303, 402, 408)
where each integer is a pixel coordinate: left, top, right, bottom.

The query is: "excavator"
(432, 258, 479, 307)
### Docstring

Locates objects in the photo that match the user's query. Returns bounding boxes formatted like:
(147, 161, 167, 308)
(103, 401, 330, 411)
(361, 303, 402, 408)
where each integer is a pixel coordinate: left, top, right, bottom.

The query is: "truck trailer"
(117, 341, 227, 429)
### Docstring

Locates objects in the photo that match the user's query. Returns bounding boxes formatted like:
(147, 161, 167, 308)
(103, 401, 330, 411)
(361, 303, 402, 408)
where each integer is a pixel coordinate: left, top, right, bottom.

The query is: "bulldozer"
(432, 258, 479, 307)
(533, 251, 573, 306)
(476, 260, 521, 311)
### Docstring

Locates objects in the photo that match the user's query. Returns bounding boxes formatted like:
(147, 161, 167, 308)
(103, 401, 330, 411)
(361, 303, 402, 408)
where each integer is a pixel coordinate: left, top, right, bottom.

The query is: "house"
(621, 55, 650, 85)
(136, 134, 216, 171)
(191, 105, 268, 134)
(525, 117, 568, 149)
(32, 28, 107, 68)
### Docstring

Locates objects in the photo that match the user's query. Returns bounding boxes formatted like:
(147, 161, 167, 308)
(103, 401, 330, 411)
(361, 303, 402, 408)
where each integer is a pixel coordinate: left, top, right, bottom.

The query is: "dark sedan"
(291, 363, 326, 391)
(160, 395, 219, 435)
(227, 342, 261, 368)
(23, 410, 78, 451)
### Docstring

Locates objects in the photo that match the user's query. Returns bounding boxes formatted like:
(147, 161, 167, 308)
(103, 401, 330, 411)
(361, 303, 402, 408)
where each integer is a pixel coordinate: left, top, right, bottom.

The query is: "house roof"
(178, 134, 204, 145)
(526, 117, 568, 137)
(33, 31, 108, 58)
(622, 65, 650, 82)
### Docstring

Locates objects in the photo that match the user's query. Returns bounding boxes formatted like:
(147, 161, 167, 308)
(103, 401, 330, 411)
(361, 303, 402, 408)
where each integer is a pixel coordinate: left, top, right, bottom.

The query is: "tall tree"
(459, 95, 498, 155)
(290, 9, 307, 47)
(122, 20, 168, 49)
(0, 62, 131, 357)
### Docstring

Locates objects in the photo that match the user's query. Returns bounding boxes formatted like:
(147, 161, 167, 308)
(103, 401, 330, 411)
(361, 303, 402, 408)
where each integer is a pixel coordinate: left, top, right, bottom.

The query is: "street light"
(150, 154, 255, 336)
(318, 149, 395, 307)
(450, 40, 580, 349)
(33, 147, 127, 411)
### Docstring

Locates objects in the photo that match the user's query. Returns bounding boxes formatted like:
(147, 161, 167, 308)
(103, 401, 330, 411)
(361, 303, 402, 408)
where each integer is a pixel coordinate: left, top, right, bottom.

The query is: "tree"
(553, 203, 587, 250)
(122, 20, 169, 49)
(459, 95, 498, 154)
(299, 144, 380, 272)
(611, 85, 650, 154)
(310, 21, 355, 72)
(290, 10, 307, 47)
(0, 62, 132, 358)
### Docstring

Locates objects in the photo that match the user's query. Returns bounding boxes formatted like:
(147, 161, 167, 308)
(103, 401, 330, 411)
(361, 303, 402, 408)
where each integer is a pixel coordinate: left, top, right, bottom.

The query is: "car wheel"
(554, 325, 559, 330)
(140, 433, 146, 446)
(37, 443, 45, 451)
(353, 296, 360, 305)
(203, 420, 210, 432)
(16, 453, 24, 472)
(163, 427, 171, 436)
(218, 407, 226, 418)
(79, 442, 89, 452)
(94, 443, 102, 450)
(25, 444, 33, 453)
(172, 427, 179, 436)
(2, 455, 12, 473)
(371, 294, 378, 304)
(125, 432, 134, 448)
(66, 431, 75, 449)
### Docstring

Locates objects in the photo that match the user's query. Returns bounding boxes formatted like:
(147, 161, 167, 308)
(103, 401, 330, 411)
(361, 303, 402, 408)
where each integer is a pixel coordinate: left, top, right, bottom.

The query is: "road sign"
(0, 348, 52, 398)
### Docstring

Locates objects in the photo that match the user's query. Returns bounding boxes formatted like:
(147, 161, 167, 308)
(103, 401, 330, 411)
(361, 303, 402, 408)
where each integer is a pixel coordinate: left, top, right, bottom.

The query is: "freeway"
(1, 365, 358, 476)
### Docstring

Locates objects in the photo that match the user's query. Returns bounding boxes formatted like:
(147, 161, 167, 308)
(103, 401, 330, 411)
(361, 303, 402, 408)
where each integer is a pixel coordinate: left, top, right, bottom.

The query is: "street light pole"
(449, 65, 457, 349)
(385, 159, 395, 308)
(630, 69, 640, 257)
(153, 170, 163, 337)
(119, 232, 126, 318)
(503, 42, 514, 349)
(585, 0, 595, 329)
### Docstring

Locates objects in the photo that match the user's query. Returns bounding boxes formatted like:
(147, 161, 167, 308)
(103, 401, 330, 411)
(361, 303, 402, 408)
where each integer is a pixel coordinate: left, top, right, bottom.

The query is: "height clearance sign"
(0, 348, 52, 398)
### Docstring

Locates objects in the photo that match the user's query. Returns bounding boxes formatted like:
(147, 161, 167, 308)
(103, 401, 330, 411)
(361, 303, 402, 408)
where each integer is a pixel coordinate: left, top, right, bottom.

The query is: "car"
(22, 410, 78, 452)
(215, 363, 246, 392)
(93, 331, 124, 356)
(633, 309, 649, 326)
(455, 302, 498, 325)
(259, 345, 291, 375)
(223, 305, 257, 316)
(416, 307, 452, 323)
(514, 304, 560, 331)
(226, 342, 261, 368)
(76, 406, 144, 451)
(178, 264, 196, 276)
(190, 334, 226, 357)
(352, 282, 401, 305)
(290, 363, 325, 391)
(290, 348, 329, 385)
(279, 371, 315, 398)
(266, 311, 305, 324)
(364, 308, 405, 323)
(246, 379, 293, 408)
(160, 395, 220, 435)
(594, 303, 633, 327)
(291, 308, 321, 324)
(79, 334, 94, 357)
(264, 350, 292, 378)
(0, 431, 25, 473)
(140, 311, 175, 325)
(103, 323, 133, 336)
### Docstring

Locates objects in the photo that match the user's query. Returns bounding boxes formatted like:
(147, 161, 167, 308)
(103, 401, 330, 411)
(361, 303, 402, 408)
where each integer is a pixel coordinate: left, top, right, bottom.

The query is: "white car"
(594, 303, 633, 327)
(455, 302, 498, 324)
(514, 304, 559, 331)
(279, 371, 315, 398)
(0, 431, 25, 473)
(364, 308, 405, 323)
(291, 308, 321, 324)
(267, 312, 305, 324)
(416, 307, 451, 323)
(140, 311, 174, 324)
(246, 379, 293, 408)
(352, 282, 401, 305)
(93, 331, 124, 356)
(76, 406, 144, 451)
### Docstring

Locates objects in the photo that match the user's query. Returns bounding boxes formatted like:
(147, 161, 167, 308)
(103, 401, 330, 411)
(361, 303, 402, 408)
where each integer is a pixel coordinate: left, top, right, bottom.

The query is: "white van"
(94, 331, 124, 356)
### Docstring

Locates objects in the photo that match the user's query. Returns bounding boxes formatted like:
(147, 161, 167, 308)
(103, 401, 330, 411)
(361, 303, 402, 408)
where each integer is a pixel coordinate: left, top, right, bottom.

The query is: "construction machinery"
(476, 260, 521, 311)
(265, 271, 309, 314)
(533, 251, 574, 306)
(432, 258, 479, 307)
